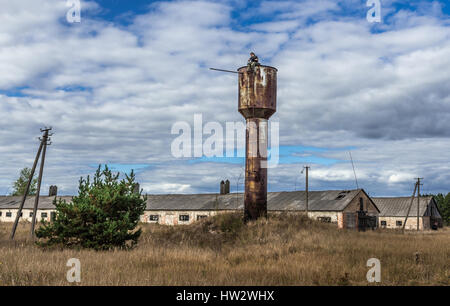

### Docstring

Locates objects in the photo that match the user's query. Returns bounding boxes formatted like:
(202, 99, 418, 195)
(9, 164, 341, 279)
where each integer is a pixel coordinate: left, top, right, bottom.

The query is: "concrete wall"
(379, 216, 428, 230)
(140, 210, 232, 225)
(1, 209, 229, 225)
(1, 208, 225, 225)
(142, 210, 347, 226)
(0, 208, 356, 228)
(307, 211, 340, 224)
(0, 209, 55, 223)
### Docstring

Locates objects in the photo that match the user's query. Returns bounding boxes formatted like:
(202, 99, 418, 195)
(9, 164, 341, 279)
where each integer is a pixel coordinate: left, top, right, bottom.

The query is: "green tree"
(433, 193, 450, 226)
(11, 167, 38, 196)
(35, 165, 147, 250)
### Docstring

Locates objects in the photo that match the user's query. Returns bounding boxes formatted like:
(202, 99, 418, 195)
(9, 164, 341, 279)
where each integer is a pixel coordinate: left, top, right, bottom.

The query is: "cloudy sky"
(1, 0, 449, 196)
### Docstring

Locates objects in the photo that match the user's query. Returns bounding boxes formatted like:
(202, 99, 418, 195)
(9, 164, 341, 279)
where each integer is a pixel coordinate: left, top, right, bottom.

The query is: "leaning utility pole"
(416, 178, 423, 231)
(402, 178, 422, 232)
(303, 166, 310, 215)
(10, 127, 52, 240)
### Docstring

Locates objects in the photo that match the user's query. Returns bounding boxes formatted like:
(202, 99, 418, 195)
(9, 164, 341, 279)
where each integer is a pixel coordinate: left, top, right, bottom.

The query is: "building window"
(318, 217, 331, 223)
(197, 215, 207, 221)
(20, 212, 23, 217)
(51, 212, 56, 221)
(6, 212, 12, 217)
(179, 215, 190, 222)
(30, 212, 33, 217)
(41, 212, 48, 218)
(381, 220, 387, 227)
(0, 212, 2, 216)
(396, 220, 402, 227)
(149, 215, 159, 222)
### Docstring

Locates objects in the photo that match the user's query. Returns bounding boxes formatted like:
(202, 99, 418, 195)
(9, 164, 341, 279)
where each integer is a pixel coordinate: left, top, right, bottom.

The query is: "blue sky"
(189, 145, 347, 166)
(0, 0, 450, 196)
(86, 0, 450, 27)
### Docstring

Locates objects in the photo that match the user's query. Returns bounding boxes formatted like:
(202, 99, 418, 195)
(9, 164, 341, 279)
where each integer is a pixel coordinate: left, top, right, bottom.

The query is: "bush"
(35, 165, 147, 250)
(215, 213, 245, 236)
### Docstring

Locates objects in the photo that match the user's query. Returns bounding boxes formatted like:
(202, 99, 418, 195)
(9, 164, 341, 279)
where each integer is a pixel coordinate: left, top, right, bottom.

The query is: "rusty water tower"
(238, 65, 277, 221)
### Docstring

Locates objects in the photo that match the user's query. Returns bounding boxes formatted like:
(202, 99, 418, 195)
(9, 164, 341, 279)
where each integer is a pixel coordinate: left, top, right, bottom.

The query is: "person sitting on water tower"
(247, 52, 260, 72)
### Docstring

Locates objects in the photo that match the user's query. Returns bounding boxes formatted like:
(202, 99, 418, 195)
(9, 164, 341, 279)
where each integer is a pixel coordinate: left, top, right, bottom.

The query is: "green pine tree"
(11, 167, 38, 196)
(35, 165, 147, 250)
(432, 193, 450, 226)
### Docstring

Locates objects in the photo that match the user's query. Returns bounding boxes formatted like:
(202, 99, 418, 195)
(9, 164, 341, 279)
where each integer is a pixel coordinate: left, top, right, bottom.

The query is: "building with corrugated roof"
(143, 189, 379, 228)
(372, 196, 443, 230)
(0, 195, 73, 223)
(0, 188, 379, 229)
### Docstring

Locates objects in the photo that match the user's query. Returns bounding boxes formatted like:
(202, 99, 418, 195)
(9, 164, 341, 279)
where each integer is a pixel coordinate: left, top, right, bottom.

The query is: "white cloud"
(141, 183, 192, 194)
(387, 173, 415, 184)
(0, 0, 449, 197)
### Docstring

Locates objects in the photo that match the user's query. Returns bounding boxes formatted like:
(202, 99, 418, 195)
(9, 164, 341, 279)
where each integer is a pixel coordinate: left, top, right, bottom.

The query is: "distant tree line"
(431, 193, 450, 226)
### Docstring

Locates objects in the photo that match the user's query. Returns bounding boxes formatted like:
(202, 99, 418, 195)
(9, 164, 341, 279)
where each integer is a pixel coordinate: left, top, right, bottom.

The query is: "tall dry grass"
(0, 213, 449, 286)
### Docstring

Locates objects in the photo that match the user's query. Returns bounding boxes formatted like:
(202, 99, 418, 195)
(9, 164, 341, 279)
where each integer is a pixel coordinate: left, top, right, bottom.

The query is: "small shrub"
(215, 213, 245, 236)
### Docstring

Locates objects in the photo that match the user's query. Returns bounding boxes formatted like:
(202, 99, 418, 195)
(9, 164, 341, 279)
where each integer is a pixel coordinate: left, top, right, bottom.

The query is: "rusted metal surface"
(238, 65, 277, 120)
(238, 65, 277, 221)
(243, 117, 269, 220)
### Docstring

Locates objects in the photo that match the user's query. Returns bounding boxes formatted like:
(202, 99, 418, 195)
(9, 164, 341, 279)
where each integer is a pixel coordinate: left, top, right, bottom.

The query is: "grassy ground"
(0, 213, 449, 286)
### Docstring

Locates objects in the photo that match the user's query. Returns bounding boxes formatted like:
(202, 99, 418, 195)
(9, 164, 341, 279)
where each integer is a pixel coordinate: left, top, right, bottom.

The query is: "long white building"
(0, 187, 443, 230)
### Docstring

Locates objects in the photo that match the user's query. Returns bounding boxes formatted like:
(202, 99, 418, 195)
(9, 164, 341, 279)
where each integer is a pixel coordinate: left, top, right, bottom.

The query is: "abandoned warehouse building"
(0, 186, 443, 230)
(1, 187, 379, 230)
(373, 196, 443, 230)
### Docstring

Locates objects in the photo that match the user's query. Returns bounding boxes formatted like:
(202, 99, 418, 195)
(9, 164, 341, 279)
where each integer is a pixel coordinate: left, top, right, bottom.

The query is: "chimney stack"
(49, 185, 57, 196)
(220, 180, 230, 195)
(220, 180, 225, 195)
(225, 180, 230, 194)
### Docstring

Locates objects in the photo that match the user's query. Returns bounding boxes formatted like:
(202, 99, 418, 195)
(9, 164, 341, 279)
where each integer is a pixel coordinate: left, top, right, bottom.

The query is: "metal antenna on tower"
(209, 68, 243, 74)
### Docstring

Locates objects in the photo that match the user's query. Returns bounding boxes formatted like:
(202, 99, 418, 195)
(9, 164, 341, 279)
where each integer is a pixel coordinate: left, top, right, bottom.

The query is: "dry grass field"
(0, 213, 449, 286)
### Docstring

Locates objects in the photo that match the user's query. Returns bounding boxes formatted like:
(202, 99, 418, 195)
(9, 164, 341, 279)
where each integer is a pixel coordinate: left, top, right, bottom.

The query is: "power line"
(349, 151, 359, 189)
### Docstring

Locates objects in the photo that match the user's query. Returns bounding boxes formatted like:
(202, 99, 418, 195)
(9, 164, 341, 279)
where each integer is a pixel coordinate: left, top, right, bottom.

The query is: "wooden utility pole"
(416, 178, 423, 231)
(10, 127, 52, 240)
(402, 179, 420, 232)
(30, 129, 52, 238)
(10, 141, 43, 239)
(303, 166, 310, 215)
